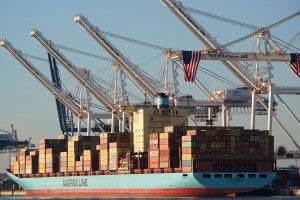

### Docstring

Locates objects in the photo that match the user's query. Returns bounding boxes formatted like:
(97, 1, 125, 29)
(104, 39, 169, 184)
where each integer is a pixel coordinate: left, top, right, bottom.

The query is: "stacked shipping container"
(149, 133, 159, 169)
(98, 132, 132, 171)
(181, 135, 197, 172)
(39, 138, 67, 174)
(10, 126, 275, 176)
(68, 135, 99, 172)
(159, 132, 180, 169)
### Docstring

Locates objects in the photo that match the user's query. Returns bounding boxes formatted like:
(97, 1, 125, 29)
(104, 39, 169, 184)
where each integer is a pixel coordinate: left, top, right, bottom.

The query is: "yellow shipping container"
(60, 152, 67, 157)
(68, 157, 76, 162)
(68, 161, 75, 167)
(11, 156, 17, 162)
(182, 154, 195, 160)
(100, 149, 108, 155)
(45, 157, 53, 163)
(13, 160, 19, 167)
(83, 150, 91, 155)
(71, 135, 82, 141)
(100, 160, 108, 165)
(100, 154, 108, 160)
(99, 132, 109, 139)
(160, 132, 173, 139)
(58, 134, 68, 140)
(39, 154, 46, 159)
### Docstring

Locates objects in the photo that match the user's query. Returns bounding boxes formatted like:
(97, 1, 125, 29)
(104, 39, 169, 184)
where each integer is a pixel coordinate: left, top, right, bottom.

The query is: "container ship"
(7, 95, 276, 197)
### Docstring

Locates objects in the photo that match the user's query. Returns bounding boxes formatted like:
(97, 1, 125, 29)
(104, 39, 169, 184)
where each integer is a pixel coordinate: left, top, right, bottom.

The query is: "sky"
(0, 0, 299, 172)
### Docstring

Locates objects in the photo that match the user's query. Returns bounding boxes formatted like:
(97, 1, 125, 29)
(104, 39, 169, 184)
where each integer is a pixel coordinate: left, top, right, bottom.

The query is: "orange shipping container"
(149, 157, 159, 163)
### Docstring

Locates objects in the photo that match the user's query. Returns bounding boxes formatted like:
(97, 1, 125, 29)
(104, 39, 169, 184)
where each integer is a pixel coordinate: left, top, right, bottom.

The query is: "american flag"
(290, 53, 300, 78)
(182, 50, 201, 82)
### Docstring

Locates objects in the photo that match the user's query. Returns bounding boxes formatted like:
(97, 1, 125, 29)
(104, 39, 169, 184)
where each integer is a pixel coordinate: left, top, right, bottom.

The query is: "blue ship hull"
(6, 171, 276, 197)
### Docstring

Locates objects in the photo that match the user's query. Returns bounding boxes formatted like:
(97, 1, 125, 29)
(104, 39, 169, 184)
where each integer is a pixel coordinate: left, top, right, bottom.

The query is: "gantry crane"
(74, 14, 278, 127)
(29, 29, 128, 133)
(161, 0, 299, 91)
(0, 39, 109, 135)
(0, 124, 30, 152)
(161, 0, 300, 150)
(0, 39, 82, 117)
(74, 14, 162, 100)
(161, 0, 299, 120)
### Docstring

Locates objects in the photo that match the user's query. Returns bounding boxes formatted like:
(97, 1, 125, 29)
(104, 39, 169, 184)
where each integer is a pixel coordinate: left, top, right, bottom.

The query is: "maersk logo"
(63, 178, 88, 187)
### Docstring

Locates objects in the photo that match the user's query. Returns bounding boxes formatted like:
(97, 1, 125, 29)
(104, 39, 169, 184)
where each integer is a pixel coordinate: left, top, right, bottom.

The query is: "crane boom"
(29, 29, 115, 111)
(0, 39, 83, 117)
(161, 0, 262, 91)
(164, 50, 292, 62)
(74, 14, 161, 98)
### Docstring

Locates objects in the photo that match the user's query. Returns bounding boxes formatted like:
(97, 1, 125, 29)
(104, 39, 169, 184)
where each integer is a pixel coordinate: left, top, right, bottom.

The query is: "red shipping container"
(159, 138, 170, 145)
(159, 150, 170, 156)
(159, 156, 169, 162)
(149, 157, 159, 163)
(182, 166, 193, 172)
(160, 144, 169, 150)
(159, 162, 169, 168)
(149, 163, 159, 169)
(99, 143, 108, 150)
(182, 135, 196, 142)
(149, 133, 159, 140)
(186, 130, 198, 136)
(182, 148, 196, 154)
(149, 144, 159, 150)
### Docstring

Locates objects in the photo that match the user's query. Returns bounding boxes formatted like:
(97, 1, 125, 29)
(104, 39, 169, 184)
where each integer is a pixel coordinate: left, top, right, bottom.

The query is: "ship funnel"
(155, 93, 169, 110)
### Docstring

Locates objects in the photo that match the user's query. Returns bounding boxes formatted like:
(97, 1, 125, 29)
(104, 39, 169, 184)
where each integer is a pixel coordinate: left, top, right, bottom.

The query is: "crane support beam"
(164, 50, 292, 62)
(29, 29, 115, 111)
(74, 14, 161, 98)
(0, 39, 82, 117)
(161, 0, 261, 91)
(275, 86, 300, 95)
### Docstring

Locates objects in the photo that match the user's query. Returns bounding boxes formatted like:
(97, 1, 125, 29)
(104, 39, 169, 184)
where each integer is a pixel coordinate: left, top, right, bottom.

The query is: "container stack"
(83, 149, 99, 171)
(98, 133, 116, 171)
(25, 150, 38, 174)
(99, 132, 131, 171)
(59, 152, 67, 172)
(10, 126, 275, 176)
(18, 149, 31, 175)
(148, 133, 159, 169)
(164, 126, 186, 137)
(109, 142, 130, 171)
(181, 135, 197, 172)
(10, 156, 19, 175)
(45, 148, 59, 173)
(159, 132, 180, 169)
(39, 138, 67, 174)
(185, 127, 275, 172)
(67, 136, 99, 172)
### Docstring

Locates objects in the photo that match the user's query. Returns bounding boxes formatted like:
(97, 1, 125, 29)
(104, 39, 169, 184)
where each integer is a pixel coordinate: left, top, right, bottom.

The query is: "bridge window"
(203, 174, 211, 178)
(259, 174, 267, 178)
(224, 174, 232, 178)
(214, 174, 222, 178)
(237, 174, 245, 178)
(248, 174, 256, 178)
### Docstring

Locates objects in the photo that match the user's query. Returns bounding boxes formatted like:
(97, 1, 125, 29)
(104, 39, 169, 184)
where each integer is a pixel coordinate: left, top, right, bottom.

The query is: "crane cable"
(182, 5, 259, 30)
(183, 5, 300, 51)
